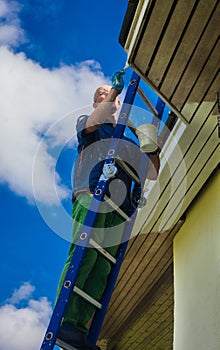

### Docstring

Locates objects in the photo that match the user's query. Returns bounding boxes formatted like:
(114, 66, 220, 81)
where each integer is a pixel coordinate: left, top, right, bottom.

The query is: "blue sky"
(0, 1, 165, 349)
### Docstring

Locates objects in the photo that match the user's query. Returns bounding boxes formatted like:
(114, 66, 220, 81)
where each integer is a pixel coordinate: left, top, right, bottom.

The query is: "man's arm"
(85, 88, 119, 133)
(85, 70, 125, 133)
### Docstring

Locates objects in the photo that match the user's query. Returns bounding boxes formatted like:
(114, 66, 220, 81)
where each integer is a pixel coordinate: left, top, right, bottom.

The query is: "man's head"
(92, 85, 121, 126)
(93, 85, 120, 108)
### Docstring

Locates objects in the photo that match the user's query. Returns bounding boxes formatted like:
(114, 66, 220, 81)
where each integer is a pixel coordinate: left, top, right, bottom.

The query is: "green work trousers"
(57, 193, 125, 334)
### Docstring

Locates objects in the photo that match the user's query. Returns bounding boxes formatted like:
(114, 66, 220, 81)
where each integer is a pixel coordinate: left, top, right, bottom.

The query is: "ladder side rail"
(152, 97, 165, 128)
(86, 72, 142, 343)
(112, 72, 140, 141)
(88, 150, 150, 343)
(40, 71, 141, 350)
(88, 94, 166, 344)
(137, 86, 158, 117)
(42, 178, 118, 349)
(83, 72, 141, 344)
(88, 213, 136, 344)
(41, 245, 84, 349)
(41, 188, 109, 350)
(42, 174, 124, 349)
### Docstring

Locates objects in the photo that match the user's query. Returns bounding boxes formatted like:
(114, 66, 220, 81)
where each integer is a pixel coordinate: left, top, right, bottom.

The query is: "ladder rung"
(137, 87, 158, 116)
(73, 286, 102, 309)
(126, 119, 138, 137)
(104, 195, 131, 221)
(88, 192, 130, 220)
(89, 238, 116, 264)
(56, 338, 78, 350)
(115, 156, 140, 184)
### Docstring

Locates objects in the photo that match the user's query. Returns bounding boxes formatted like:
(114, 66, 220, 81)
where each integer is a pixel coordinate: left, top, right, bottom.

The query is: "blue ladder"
(40, 71, 165, 350)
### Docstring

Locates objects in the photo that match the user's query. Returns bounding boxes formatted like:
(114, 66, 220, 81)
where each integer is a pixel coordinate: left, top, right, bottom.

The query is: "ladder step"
(126, 119, 138, 137)
(115, 156, 140, 184)
(137, 86, 158, 116)
(56, 338, 78, 350)
(88, 192, 130, 221)
(89, 238, 116, 264)
(73, 286, 102, 309)
(104, 195, 131, 221)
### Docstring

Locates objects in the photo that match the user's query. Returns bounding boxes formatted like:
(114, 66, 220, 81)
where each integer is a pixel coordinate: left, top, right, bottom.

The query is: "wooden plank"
(101, 252, 173, 339)
(99, 157, 220, 344)
(115, 283, 174, 350)
(148, 326, 173, 350)
(102, 240, 174, 336)
(107, 234, 156, 302)
(159, 131, 219, 232)
(137, 75, 219, 234)
(134, 0, 174, 73)
(123, 250, 173, 315)
(139, 316, 173, 350)
(108, 264, 174, 345)
(130, 306, 173, 350)
(103, 230, 171, 316)
(101, 3, 220, 348)
(102, 96, 219, 340)
(161, 0, 219, 101)
(155, 117, 218, 232)
(100, 238, 171, 337)
(108, 224, 176, 304)
(102, 222, 182, 338)
(137, 301, 174, 350)
(132, 291, 173, 340)
(155, 145, 219, 234)
(176, 39, 220, 115)
(148, 0, 197, 87)
(143, 124, 218, 234)
(113, 282, 173, 347)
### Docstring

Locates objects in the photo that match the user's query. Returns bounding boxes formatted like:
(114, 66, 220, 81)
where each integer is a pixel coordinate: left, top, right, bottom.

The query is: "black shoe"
(57, 323, 88, 348)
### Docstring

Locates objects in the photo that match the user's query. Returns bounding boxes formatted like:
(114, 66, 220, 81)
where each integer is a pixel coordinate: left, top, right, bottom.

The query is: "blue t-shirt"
(73, 115, 143, 213)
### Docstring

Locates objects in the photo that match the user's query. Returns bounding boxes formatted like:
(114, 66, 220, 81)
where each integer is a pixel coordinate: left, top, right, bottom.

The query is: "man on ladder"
(55, 70, 160, 350)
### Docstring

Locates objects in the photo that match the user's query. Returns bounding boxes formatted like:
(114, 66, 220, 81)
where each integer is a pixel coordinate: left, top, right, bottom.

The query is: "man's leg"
(56, 197, 125, 344)
(73, 212, 126, 327)
(57, 193, 106, 334)
(73, 254, 112, 328)
(60, 248, 98, 333)
(56, 193, 95, 301)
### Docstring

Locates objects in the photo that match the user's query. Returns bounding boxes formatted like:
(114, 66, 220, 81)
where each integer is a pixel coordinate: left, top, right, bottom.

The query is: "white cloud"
(0, 283, 52, 350)
(0, 3, 110, 205)
(6, 282, 35, 304)
(0, 0, 25, 47)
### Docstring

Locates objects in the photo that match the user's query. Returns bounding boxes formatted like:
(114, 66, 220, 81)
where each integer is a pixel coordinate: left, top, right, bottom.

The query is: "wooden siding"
(98, 1, 220, 349)
(99, 220, 184, 349)
(135, 82, 219, 235)
(114, 266, 174, 350)
(131, 0, 219, 124)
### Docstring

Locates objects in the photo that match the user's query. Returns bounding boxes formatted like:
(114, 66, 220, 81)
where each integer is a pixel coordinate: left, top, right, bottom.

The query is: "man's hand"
(111, 70, 125, 93)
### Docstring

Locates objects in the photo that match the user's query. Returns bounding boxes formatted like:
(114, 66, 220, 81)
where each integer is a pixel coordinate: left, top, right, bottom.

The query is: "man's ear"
(93, 101, 97, 109)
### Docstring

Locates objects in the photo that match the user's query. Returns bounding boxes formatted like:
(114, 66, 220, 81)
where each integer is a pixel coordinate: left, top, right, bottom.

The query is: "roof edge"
(119, 0, 140, 48)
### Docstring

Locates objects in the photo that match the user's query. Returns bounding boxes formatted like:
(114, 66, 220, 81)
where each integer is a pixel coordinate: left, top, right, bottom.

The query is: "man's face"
(93, 85, 120, 107)
(93, 85, 121, 126)
(94, 86, 111, 104)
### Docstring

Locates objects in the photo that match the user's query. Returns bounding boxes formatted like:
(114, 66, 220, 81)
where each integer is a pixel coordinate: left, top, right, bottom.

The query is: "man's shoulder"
(77, 114, 89, 124)
(76, 115, 89, 132)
